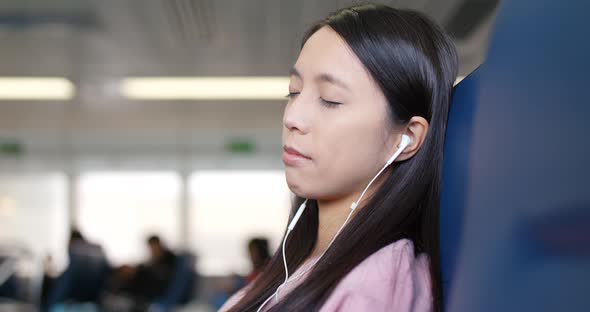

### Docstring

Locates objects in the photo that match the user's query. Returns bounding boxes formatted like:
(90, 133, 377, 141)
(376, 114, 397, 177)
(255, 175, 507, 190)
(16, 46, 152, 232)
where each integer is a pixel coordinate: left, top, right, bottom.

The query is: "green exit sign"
(226, 139, 256, 154)
(0, 141, 24, 156)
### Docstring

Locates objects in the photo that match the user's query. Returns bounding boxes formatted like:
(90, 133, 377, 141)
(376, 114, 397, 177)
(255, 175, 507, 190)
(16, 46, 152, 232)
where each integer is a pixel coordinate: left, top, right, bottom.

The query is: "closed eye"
(320, 98, 342, 107)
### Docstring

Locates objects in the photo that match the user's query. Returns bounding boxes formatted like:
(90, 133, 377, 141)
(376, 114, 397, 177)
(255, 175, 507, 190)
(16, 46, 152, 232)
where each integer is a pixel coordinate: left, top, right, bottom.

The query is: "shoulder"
(320, 239, 433, 312)
(337, 239, 431, 290)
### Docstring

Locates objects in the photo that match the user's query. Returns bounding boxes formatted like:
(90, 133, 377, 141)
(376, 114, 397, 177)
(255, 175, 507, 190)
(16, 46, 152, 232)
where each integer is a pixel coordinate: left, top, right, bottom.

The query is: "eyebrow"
(289, 67, 350, 90)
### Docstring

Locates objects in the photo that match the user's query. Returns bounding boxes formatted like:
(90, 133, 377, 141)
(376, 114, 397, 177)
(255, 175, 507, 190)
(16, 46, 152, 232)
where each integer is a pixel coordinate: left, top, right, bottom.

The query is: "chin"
(285, 176, 311, 199)
(285, 178, 303, 195)
(287, 182, 327, 201)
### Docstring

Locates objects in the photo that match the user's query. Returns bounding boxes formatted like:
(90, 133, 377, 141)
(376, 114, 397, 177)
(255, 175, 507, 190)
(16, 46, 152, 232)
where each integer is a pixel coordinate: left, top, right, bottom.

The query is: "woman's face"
(282, 26, 399, 200)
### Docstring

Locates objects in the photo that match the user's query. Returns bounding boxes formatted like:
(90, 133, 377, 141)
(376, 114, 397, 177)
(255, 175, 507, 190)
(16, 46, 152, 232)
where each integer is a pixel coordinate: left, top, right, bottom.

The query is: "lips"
(283, 146, 311, 159)
(282, 145, 311, 166)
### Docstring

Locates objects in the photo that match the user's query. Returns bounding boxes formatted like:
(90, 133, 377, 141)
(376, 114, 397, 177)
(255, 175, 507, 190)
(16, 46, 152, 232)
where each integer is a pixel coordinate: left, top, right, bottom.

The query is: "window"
(0, 173, 68, 271)
(189, 170, 291, 276)
(77, 171, 181, 265)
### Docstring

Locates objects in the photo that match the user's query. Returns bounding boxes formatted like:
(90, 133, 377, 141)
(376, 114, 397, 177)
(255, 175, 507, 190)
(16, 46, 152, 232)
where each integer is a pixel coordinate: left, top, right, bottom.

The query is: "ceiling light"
(0, 77, 74, 100)
(120, 77, 290, 100)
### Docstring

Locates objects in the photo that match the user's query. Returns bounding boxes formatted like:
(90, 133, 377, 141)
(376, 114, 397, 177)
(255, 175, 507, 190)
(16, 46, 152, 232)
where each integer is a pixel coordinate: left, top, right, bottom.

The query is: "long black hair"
(228, 3, 458, 311)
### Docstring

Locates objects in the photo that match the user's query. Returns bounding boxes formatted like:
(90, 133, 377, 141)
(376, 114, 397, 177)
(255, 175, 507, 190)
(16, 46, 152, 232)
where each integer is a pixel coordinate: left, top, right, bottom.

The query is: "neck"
(308, 196, 354, 259)
(308, 168, 390, 260)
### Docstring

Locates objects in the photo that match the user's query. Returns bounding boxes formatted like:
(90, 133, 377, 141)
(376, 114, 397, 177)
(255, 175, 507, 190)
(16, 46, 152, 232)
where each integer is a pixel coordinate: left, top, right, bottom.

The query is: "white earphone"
(387, 134, 412, 165)
(257, 134, 412, 311)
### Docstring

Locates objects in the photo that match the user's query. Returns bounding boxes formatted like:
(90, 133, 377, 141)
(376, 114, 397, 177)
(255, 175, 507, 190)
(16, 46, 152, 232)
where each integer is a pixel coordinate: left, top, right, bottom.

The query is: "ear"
(392, 116, 429, 162)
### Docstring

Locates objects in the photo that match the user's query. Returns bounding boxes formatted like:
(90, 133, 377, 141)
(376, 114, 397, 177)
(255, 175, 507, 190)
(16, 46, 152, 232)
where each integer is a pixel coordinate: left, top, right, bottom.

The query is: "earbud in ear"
(386, 134, 413, 165)
(399, 134, 412, 149)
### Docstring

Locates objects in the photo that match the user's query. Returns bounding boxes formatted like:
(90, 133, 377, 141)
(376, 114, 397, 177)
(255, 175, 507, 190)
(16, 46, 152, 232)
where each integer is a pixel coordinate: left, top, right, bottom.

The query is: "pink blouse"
(219, 239, 432, 312)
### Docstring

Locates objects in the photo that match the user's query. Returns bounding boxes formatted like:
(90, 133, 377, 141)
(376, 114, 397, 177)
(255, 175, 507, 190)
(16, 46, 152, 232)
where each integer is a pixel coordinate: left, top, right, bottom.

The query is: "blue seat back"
(440, 0, 590, 311)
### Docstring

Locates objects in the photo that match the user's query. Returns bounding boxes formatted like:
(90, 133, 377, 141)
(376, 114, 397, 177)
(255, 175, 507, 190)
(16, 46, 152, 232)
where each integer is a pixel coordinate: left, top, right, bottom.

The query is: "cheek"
(324, 115, 388, 166)
(310, 124, 387, 196)
(335, 143, 382, 180)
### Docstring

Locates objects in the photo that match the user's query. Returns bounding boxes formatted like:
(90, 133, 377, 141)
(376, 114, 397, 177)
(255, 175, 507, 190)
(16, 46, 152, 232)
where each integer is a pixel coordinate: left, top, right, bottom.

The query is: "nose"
(283, 97, 310, 134)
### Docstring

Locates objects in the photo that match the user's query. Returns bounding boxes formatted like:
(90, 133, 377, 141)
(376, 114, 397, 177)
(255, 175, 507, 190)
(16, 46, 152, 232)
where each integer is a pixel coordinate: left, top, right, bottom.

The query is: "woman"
(221, 3, 457, 311)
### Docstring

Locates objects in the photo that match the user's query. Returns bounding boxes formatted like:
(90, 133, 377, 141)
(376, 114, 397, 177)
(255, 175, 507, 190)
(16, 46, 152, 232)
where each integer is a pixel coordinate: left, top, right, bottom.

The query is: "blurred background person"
(105, 235, 178, 311)
(43, 229, 110, 312)
(209, 237, 270, 311)
(245, 237, 270, 285)
(131, 235, 178, 300)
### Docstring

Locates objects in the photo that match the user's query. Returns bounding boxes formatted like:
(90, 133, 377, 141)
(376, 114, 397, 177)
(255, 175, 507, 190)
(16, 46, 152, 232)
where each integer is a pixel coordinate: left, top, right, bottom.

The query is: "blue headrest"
(440, 0, 590, 311)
